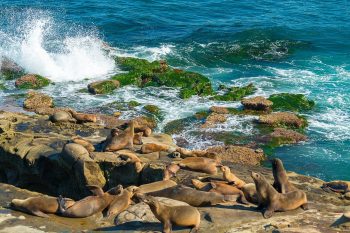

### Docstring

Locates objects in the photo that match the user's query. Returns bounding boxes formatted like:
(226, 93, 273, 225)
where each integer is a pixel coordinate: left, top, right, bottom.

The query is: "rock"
(268, 93, 315, 112)
(201, 113, 227, 128)
(34, 107, 72, 116)
(15, 74, 51, 89)
(241, 96, 273, 111)
(88, 80, 120, 94)
(258, 112, 307, 128)
(112, 57, 213, 99)
(133, 116, 157, 129)
(23, 91, 54, 110)
(128, 100, 141, 107)
(143, 105, 161, 117)
(211, 83, 256, 101)
(207, 145, 265, 165)
(267, 128, 307, 146)
(0, 57, 25, 80)
(344, 192, 350, 200)
(140, 162, 166, 184)
(209, 106, 230, 114)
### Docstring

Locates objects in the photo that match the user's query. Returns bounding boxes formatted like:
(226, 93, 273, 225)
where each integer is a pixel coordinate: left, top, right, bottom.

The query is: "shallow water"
(0, 0, 349, 181)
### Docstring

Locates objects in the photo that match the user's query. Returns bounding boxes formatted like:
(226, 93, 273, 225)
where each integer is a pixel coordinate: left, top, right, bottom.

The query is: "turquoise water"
(0, 1, 349, 181)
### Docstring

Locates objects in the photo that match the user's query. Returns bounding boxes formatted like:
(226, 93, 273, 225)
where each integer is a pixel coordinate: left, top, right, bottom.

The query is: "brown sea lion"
(71, 137, 95, 152)
(117, 150, 144, 173)
(69, 110, 97, 123)
(322, 181, 350, 194)
(251, 171, 308, 218)
(104, 120, 135, 152)
(176, 147, 217, 159)
(178, 157, 221, 175)
(141, 143, 175, 154)
(147, 185, 234, 206)
(50, 111, 76, 123)
(241, 183, 259, 204)
(58, 185, 122, 218)
(221, 166, 246, 188)
(137, 180, 178, 194)
(135, 126, 152, 137)
(272, 158, 297, 193)
(345, 211, 350, 219)
(106, 186, 138, 218)
(163, 164, 180, 181)
(137, 194, 200, 233)
(133, 132, 143, 145)
(10, 196, 75, 218)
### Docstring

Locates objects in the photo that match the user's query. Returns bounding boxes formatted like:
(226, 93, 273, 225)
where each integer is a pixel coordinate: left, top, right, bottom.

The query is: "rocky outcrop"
(241, 96, 273, 111)
(0, 58, 25, 80)
(15, 74, 51, 89)
(201, 113, 227, 128)
(265, 128, 307, 146)
(268, 93, 315, 112)
(88, 80, 120, 94)
(211, 83, 256, 101)
(258, 112, 307, 128)
(23, 92, 54, 110)
(209, 106, 230, 114)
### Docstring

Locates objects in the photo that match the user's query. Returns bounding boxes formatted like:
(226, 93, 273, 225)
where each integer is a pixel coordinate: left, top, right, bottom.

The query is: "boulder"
(268, 93, 315, 112)
(267, 128, 307, 146)
(88, 80, 120, 94)
(15, 74, 51, 89)
(133, 116, 157, 129)
(258, 112, 307, 128)
(241, 96, 272, 111)
(0, 57, 25, 80)
(143, 105, 161, 117)
(23, 91, 54, 110)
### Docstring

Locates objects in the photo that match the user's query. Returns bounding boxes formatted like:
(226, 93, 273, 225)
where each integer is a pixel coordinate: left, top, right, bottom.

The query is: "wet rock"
(0, 57, 25, 80)
(201, 113, 227, 128)
(207, 145, 265, 165)
(209, 106, 230, 114)
(267, 128, 307, 146)
(88, 80, 120, 94)
(268, 93, 315, 112)
(23, 92, 54, 110)
(15, 74, 51, 89)
(133, 116, 157, 129)
(241, 96, 273, 111)
(211, 83, 256, 101)
(140, 162, 166, 184)
(143, 105, 161, 117)
(258, 112, 307, 129)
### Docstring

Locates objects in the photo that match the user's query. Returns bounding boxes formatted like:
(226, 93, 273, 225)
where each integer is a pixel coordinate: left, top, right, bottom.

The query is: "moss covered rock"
(0, 58, 25, 80)
(15, 74, 51, 89)
(258, 112, 307, 129)
(211, 83, 256, 101)
(88, 80, 120, 94)
(0, 83, 6, 90)
(112, 57, 213, 99)
(266, 128, 307, 147)
(268, 93, 315, 112)
(24, 91, 54, 110)
(128, 100, 141, 107)
(241, 96, 272, 111)
(144, 104, 161, 116)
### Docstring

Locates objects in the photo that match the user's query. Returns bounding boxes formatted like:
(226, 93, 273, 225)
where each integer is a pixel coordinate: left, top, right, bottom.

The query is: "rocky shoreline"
(0, 57, 349, 232)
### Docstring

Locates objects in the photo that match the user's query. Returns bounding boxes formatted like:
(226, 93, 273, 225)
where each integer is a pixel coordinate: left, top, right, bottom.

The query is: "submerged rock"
(263, 128, 307, 147)
(143, 105, 161, 117)
(258, 112, 307, 129)
(211, 83, 256, 101)
(241, 96, 272, 111)
(15, 74, 51, 89)
(88, 80, 120, 94)
(23, 91, 54, 110)
(268, 93, 315, 112)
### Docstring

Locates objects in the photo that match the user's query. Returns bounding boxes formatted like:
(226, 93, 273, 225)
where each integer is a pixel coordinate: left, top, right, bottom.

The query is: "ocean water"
(0, 0, 349, 181)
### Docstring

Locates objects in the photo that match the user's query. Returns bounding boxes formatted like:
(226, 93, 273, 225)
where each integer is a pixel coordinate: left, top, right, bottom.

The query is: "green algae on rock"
(211, 83, 256, 101)
(23, 91, 54, 110)
(0, 58, 25, 80)
(112, 57, 213, 99)
(0, 83, 7, 90)
(15, 74, 51, 89)
(143, 104, 161, 116)
(128, 100, 141, 107)
(88, 80, 120, 94)
(258, 112, 308, 129)
(268, 93, 315, 112)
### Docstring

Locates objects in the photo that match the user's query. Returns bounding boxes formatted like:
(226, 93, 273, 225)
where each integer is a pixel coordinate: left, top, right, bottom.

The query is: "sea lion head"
(126, 185, 139, 194)
(220, 166, 230, 173)
(251, 171, 265, 185)
(111, 128, 121, 136)
(107, 184, 123, 195)
(271, 158, 283, 171)
(134, 132, 143, 145)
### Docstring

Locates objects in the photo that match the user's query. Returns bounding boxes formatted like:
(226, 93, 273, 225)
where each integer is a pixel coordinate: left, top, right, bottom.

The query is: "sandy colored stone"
(259, 112, 306, 128)
(241, 96, 273, 111)
(23, 91, 53, 110)
(210, 106, 230, 114)
(201, 113, 228, 128)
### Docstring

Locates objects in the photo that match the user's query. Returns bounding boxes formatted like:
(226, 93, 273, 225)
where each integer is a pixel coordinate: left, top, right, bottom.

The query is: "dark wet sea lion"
(251, 171, 308, 218)
(272, 158, 297, 193)
(137, 194, 200, 233)
(322, 181, 350, 194)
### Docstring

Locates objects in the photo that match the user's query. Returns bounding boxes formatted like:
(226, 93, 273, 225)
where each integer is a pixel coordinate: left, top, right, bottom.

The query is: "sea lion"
(345, 211, 350, 219)
(117, 150, 144, 173)
(58, 185, 122, 218)
(251, 171, 308, 218)
(163, 164, 180, 181)
(104, 120, 135, 152)
(241, 183, 259, 204)
(10, 196, 75, 218)
(191, 179, 248, 204)
(221, 166, 246, 188)
(133, 132, 143, 145)
(106, 186, 138, 218)
(137, 194, 200, 233)
(147, 185, 234, 206)
(176, 147, 217, 159)
(69, 110, 97, 123)
(141, 143, 175, 154)
(71, 137, 95, 152)
(137, 180, 178, 194)
(322, 181, 350, 194)
(135, 126, 152, 137)
(50, 111, 76, 123)
(272, 158, 297, 193)
(178, 157, 221, 175)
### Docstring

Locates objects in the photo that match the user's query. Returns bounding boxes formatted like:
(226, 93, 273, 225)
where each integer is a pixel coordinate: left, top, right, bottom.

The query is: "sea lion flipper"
(301, 203, 309, 210)
(31, 210, 50, 218)
(263, 207, 274, 219)
(86, 185, 104, 196)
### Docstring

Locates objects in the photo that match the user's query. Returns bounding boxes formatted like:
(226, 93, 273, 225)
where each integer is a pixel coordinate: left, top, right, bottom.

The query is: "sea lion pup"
(176, 157, 221, 175)
(133, 132, 143, 145)
(147, 185, 234, 206)
(69, 110, 97, 123)
(163, 164, 180, 181)
(10, 196, 75, 218)
(272, 158, 297, 193)
(58, 185, 122, 218)
(137, 180, 178, 194)
(191, 179, 248, 204)
(106, 186, 139, 218)
(221, 166, 246, 188)
(135, 126, 152, 137)
(251, 171, 308, 218)
(141, 143, 175, 154)
(71, 136, 95, 152)
(137, 194, 200, 233)
(322, 181, 350, 194)
(104, 120, 135, 152)
(117, 150, 144, 173)
(241, 183, 259, 204)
